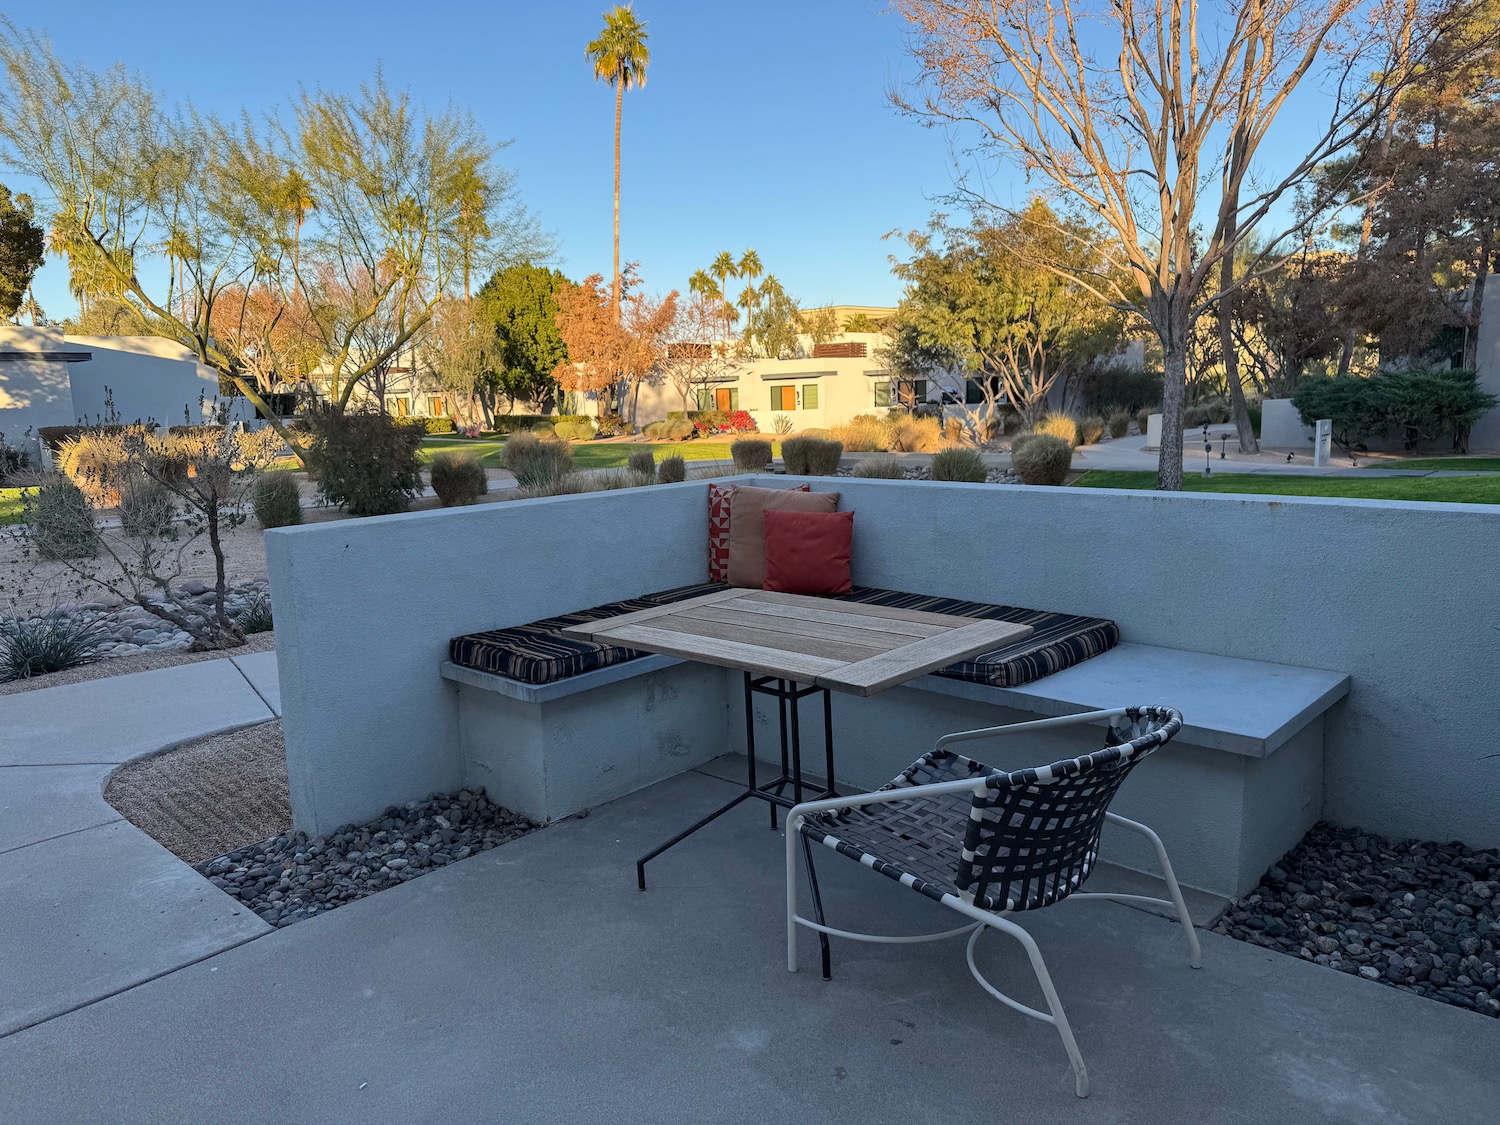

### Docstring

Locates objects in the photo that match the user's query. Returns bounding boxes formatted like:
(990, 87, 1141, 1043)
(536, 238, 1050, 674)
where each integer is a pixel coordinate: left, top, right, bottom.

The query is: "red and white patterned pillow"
(708, 482, 808, 582)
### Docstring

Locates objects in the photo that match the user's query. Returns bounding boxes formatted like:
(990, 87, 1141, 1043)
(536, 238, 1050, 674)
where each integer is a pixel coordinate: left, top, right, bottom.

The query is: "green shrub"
(731, 438, 773, 472)
(1086, 366, 1163, 413)
(0, 613, 108, 682)
(0, 433, 31, 481)
(930, 447, 987, 483)
(1009, 432, 1040, 458)
(657, 454, 686, 484)
(626, 448, 656, 475)
(644, 418, 694, 441)
(429, 452, 489, 506)
(1011, 434, 1073, 485)
(781, 435, 843, 475)
(1294, 368, 1496, 451)
(828, 414, 888, 452)
(302, 409, 425, 517)
(886, 414, 944, 452)
(27, 477, 99, 560)
(236, 590, 274, 635)
(118, 475, 177, 539)
(552, 417, 597, 441)
(530, 422, 558, 437)
(1034, 413, 1080, 448)
(852, 455, 905, 479)
(490, 414, 547, 435)
(1107, 410, 1131, 439)
(503, 432, 575, 488)
(252, 472, 304, 528)
(1079, 415, 1106, 445)
(403, 416, 454, 434)
(594, 412, 626, 437)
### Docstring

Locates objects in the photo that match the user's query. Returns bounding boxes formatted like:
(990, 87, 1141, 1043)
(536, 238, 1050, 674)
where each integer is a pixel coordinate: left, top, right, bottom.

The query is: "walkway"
(0, 653, 281, 1036)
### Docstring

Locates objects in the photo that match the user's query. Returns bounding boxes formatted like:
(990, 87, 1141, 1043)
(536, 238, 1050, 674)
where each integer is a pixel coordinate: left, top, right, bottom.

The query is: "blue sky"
(19, 0, 966, 320)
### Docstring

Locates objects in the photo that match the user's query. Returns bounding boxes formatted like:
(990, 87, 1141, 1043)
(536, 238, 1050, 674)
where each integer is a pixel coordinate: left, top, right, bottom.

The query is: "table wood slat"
(601, 623, 845, 681)
(817, 620, 1034, 697)
(743, 590, 970, 629)
(698, 599, 947, 639)
(636, 614, 890, 662)
(559, 587, 745, 639)
(675, 604, 932, 647)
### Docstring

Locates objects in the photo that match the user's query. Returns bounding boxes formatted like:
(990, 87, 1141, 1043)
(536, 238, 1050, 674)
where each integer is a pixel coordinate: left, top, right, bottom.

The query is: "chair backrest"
(957, 706, 1183, 911)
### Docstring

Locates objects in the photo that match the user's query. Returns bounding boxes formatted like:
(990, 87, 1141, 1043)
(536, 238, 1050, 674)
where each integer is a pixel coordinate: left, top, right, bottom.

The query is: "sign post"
(1314, 419, 1332, 467)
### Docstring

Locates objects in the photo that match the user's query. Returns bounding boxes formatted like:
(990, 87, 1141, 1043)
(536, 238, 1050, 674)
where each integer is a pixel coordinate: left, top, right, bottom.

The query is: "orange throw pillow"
(763, 509, 854, 596)
(726, 485, 840, 589)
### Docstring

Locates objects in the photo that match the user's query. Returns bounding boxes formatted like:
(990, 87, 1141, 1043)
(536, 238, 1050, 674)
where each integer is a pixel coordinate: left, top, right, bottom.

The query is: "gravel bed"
(1213, 822, 1499, 1017)
(197, 789, 539, 928)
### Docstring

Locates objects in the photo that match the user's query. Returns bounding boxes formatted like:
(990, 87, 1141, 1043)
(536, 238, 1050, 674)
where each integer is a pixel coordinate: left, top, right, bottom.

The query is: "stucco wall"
(0, 355, 76, 438)
(267, 475, 1500, 847)
(65, 336, 252, 427)
(1471, 273, 1500, 451)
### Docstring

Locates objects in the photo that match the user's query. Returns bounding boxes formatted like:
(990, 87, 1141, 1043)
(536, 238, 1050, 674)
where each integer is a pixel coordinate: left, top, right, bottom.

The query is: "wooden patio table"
(563, 588, 1033, 888)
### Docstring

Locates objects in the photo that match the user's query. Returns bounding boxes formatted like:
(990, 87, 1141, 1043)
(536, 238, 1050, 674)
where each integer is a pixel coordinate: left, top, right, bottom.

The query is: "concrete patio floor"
(1, 765, 1495, 1124)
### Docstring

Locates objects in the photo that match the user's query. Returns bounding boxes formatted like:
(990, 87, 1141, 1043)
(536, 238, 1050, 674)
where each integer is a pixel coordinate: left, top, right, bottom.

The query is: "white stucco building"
(0, 327, 252, 443)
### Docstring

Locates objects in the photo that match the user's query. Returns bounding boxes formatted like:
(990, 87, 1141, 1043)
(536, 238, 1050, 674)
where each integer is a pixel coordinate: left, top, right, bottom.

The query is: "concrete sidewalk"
(0, 766, 1494, 1123)
(0, 652, 282, 1036)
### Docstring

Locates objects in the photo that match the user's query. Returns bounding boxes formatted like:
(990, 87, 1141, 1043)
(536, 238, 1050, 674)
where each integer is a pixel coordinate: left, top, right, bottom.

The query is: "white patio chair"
(785, 706, 1198, 1098)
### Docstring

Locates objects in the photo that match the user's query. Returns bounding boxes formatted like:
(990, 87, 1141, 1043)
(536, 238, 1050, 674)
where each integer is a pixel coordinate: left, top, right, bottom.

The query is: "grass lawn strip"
(1374, 457, 1500, 472)
(1074, 470, 1500, 504)
(1, 487, 24, 526)
(420, 436, 774, 470)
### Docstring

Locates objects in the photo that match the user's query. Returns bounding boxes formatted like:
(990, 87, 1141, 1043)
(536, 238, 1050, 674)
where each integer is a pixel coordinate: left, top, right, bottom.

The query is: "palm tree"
(687, 268, 719, 301)
(278, 169, 317, 295)
(586, 5, 651, 321)
(710, 250, 737, 340)
(736, 249, 762, 288)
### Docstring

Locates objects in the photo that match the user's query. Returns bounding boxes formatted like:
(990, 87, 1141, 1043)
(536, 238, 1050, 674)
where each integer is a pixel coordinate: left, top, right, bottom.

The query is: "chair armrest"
(787, 777, 988, 826)
(934, 707, 1130, 753)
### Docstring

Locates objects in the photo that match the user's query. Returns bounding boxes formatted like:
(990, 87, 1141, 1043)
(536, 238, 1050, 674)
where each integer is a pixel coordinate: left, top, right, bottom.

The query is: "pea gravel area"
(1213, 822, 1500, 1017)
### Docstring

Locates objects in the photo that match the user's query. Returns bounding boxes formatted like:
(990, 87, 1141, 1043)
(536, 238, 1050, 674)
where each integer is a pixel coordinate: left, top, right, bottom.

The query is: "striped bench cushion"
(449, 584, 1118, 690)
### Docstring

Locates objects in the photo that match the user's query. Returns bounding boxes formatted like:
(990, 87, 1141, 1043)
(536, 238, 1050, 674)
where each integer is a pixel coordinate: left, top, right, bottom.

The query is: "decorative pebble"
(195, 790, 537, 928)
(1212, 822, 1499, 1018)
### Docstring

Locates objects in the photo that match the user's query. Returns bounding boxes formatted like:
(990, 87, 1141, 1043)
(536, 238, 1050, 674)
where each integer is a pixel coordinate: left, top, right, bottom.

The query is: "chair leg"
(1106, 812, 1201, 969)
(980, 919, 1091, 1099)
(799, 833, 832, 980)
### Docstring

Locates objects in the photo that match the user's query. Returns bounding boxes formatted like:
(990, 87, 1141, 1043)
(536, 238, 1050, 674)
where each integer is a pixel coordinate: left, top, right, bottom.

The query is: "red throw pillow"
(762, 509, 854, 596)
(708, 482, 808, 583)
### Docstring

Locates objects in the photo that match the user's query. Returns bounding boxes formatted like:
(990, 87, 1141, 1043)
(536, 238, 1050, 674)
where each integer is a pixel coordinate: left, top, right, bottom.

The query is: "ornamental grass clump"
(252, 472, 304, 528)
(1034, 412, 1080, 448)
(827, 414, 888, 452)
(930, 447, 987, 483)
(503, 432, 575, 489)
(1079, 415, 1106, 445)
(626, 448, 656, 475)
(852, 455, 905, 479)
(429, 452, 489, 506)
(781, 435, 843, 476)
(886, 414, 943, 452)
(1011, 433, 1073, 486)
(0, 613, 109, 682)
(657, 454, 686, 483)
(731, 438, 773, 472)
(1107, 410, 1131, 439)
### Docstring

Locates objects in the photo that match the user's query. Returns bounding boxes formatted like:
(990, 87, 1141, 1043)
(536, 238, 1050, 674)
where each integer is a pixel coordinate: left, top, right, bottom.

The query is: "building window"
(392, 397, 410, 417)
(429, 396, 445, 417)
(873, 380, 891, 409)
(801, 383, 819, 411)
(771, 385, 797, 411)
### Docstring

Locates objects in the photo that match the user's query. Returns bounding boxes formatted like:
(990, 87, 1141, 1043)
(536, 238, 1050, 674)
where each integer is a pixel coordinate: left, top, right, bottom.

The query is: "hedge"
(1292, 369, 1495, 451)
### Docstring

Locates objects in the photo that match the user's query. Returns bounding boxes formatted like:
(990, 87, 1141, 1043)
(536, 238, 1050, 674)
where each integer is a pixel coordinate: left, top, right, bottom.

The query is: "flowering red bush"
(723, 410, 758, 433)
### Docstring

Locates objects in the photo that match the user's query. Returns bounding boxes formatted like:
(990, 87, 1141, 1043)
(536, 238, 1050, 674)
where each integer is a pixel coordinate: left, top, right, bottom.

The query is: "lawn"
(1375, 457, 1500, 472)
(1, 487, 23, 526)
(1074, 470, 1500, 504)
(420, 436, 771, 470)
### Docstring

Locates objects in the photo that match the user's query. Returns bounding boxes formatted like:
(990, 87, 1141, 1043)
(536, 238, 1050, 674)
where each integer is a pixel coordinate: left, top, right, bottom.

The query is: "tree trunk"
(1158, 334, 1188, 491)
(612, 78, 623, 323)
(1220, 238, 1259, 453)
(1464, 230, 1492, 370)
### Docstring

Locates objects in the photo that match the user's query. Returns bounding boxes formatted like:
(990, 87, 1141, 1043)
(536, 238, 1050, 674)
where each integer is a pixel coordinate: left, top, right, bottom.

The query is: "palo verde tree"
(0, 22, 545, 461)
(892, 0, 1442, 488)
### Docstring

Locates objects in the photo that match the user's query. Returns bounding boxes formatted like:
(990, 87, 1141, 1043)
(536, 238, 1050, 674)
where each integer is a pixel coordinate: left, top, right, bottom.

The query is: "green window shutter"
(729, 387, 739, 411)
(802, 383, 819, 410)
(874, 381, 890, 408)
(914, 380, 927, 403)
(697, 388, 712, 410)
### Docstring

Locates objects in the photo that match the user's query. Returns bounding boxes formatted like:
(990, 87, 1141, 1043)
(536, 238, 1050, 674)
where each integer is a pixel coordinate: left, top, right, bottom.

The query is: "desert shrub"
(887, 414, 943, 452)
(645, 418, 694, 441)
(657, 454, 687, 484)
(302, 410, 425, 517)
(1135, 406, 1154, 433)
(1086, 366, 1163, 413)
(27, 477, 99, 560)
(1106, 410, 1131, 439)
(1079, 415, 1106, 445)
(236, 590, 274, 635)
(828, 414, 889, 452)
(731, 438, 773, 472)
(930, 447, 988, 483)
(1011, 434, 1073, 485)
(56, 427, 153, 507)
(37, 423, 155, 453)
(530, 422, 557, 437)
(503, 432, 575, 488)
(594, 412, 626, 437)
(626, 448, 656, 475)
(0, 613, 108, 682)
(488, 414, 546, 435)
(252, 472, 304, 528)
(552, 417, 597, 441)
(853, 455, 905, 479)
(1202, 398, 1231, 424)
(781, 435, 843, 475)
(429, 452, 489, 506)
(772, 414, 794, 435)
(0, 433, 32, 481)
(1034, 413, 1080, 449)
(1182, 404, 1211, 429)
(118, 475, 177, 539)
(1246, 400, 1263, 437)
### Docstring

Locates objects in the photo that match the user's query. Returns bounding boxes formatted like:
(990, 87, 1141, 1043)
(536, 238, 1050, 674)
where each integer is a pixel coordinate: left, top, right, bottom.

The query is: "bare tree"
(662, 294, 739, 410)
(892, 0, 1438, 488)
